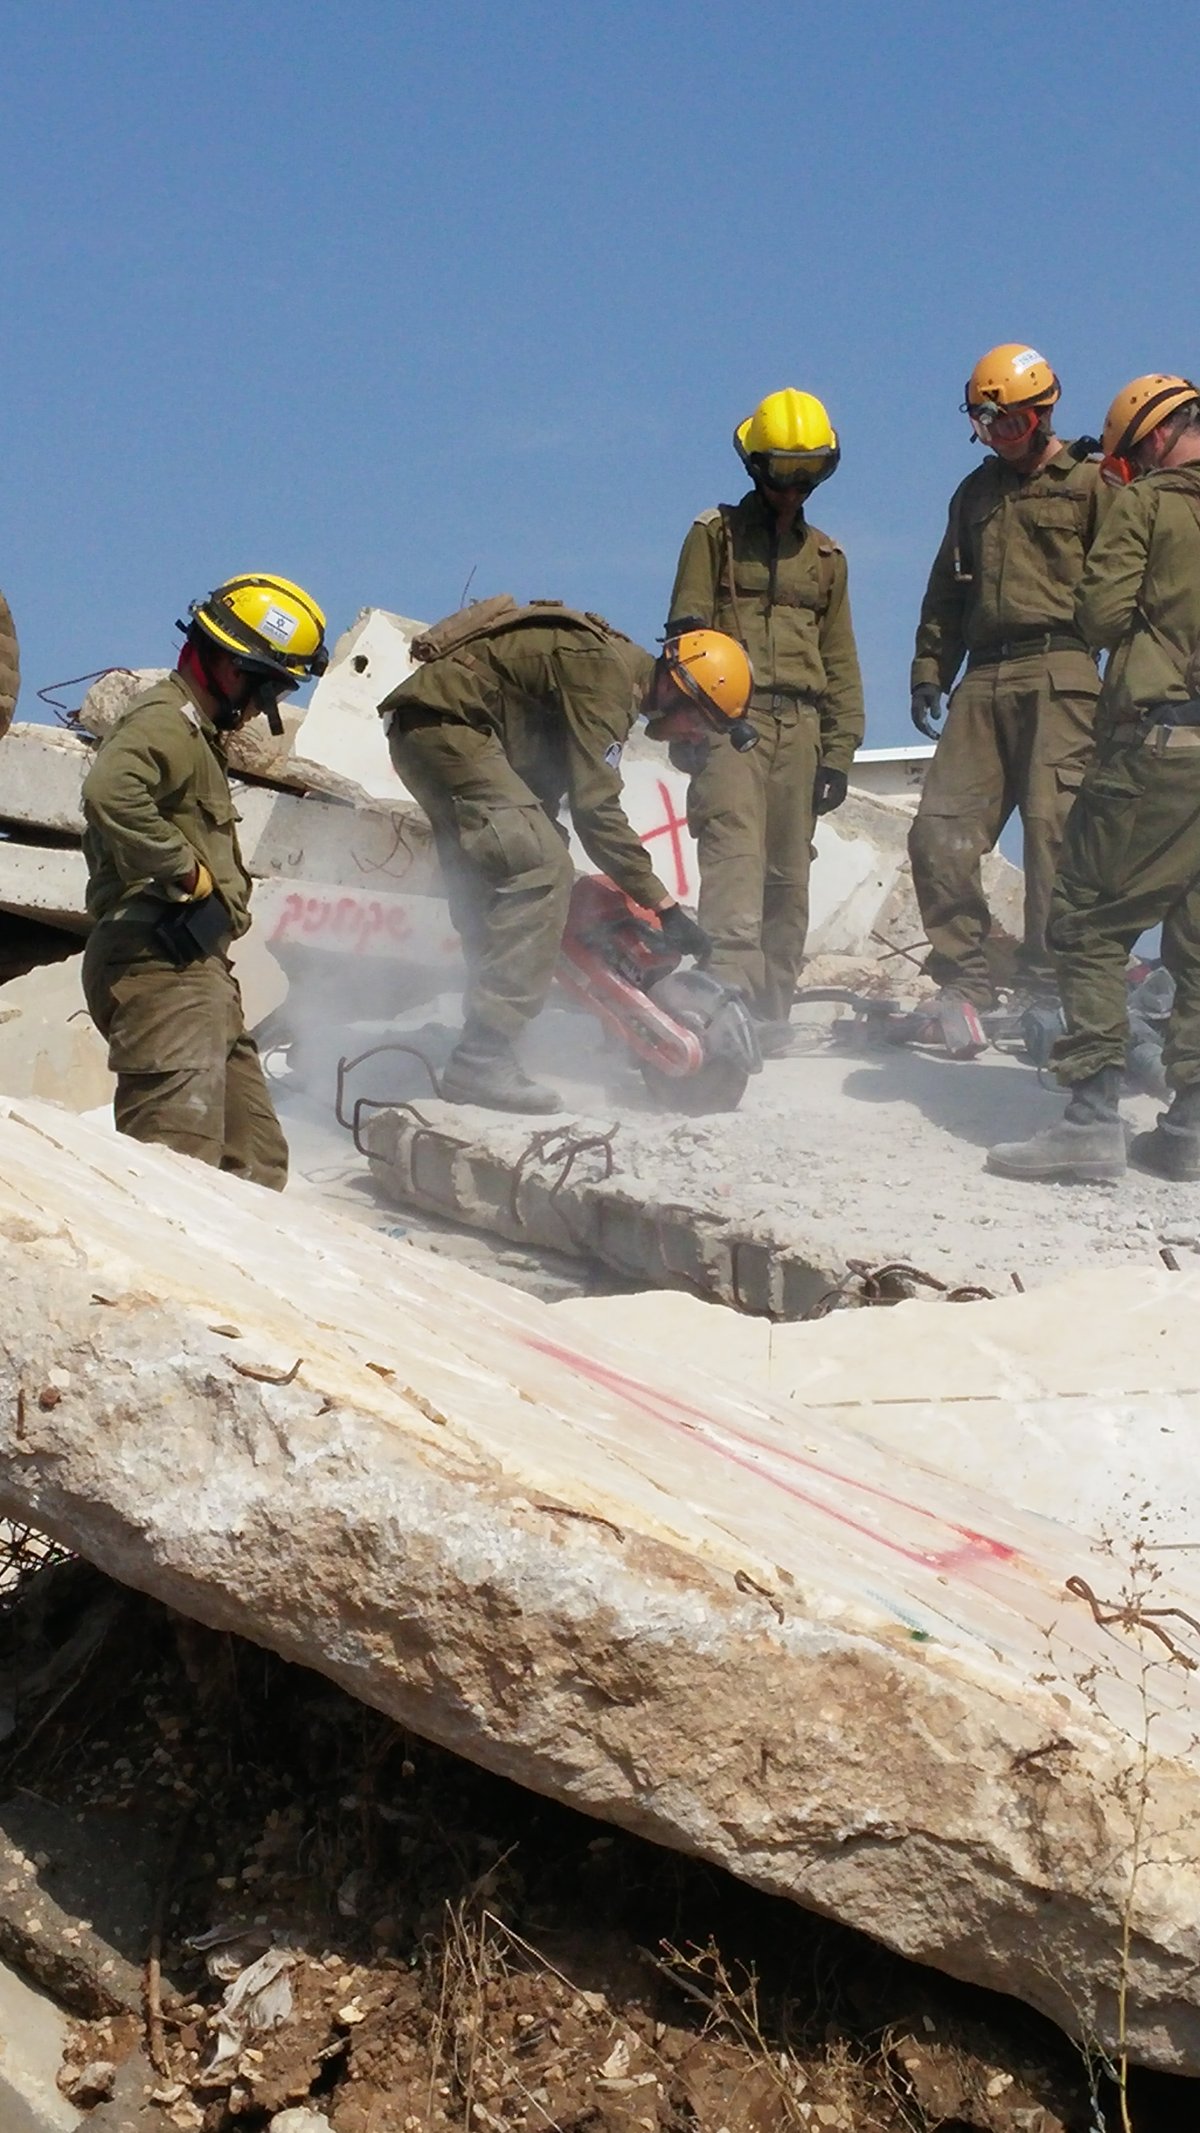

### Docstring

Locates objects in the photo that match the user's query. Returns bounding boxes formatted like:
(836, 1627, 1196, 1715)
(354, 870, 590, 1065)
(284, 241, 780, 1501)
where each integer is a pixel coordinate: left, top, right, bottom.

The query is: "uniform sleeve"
(911, 487, 970, 692)
(817, 553, 865, 772)
(1075, 488, 1156, 650)
(81, 707, 199, 888)
(553, 648, 670, 908)
(0, 587, 19, 737)
(667, 518, 721, 630)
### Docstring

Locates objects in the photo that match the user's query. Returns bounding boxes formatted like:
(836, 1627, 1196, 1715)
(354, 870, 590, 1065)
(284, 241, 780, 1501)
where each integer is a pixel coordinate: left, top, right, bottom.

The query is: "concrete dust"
(504, 998, 1196, 1295)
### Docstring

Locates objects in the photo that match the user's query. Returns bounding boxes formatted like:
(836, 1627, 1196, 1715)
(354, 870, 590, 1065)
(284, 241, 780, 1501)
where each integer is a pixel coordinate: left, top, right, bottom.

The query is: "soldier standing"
(989, 376, 1200, 1185)
(666, 388, 864, 1044)
(909, 346, 1108, 1018)
(81, 574, 329, 1188)
(381, 601, 752, 1114)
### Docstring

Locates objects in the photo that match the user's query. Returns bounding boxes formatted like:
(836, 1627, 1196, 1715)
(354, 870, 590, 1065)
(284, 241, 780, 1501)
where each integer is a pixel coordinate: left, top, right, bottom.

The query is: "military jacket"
(382, 611, 668, 908)
(911, 442, 1110, 692)
(0, 584, 18, 737)
(1076, 463, 1200, 729)
(668, 490, 865, 773)
(82, 671, 254, 934)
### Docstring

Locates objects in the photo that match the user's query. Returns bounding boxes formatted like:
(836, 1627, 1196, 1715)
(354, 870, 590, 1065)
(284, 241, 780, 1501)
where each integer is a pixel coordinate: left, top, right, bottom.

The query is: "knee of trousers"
(908, 810, 989, 874)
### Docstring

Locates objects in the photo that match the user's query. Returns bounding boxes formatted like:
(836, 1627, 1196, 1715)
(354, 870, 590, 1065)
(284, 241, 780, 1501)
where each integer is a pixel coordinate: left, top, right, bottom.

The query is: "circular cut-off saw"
(555, 875, 762, 1113)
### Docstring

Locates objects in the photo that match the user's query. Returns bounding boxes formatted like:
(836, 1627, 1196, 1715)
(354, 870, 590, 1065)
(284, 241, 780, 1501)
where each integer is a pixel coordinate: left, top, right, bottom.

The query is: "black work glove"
(812, 766, 848, 816)
(658, 902, 712, 962)
(668, 737, 710, 776)
(910, 684, 945, 739)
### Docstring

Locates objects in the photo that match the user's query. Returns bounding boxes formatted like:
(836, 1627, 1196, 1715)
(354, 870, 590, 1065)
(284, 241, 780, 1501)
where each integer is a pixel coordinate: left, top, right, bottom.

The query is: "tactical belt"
(967, 631, 1089, 668)
(750, 688, 819, 715)
(1109, 701, 1200, 753)
(105, 895, 233, 959)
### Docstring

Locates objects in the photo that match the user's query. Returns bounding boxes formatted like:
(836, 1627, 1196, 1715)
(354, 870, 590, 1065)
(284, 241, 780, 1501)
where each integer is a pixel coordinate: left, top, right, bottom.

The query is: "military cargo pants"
(1048, 732, 1200, 1091)
(686, 699, 820, 1019)
(82, 924, 288, 1189)
(388, 715, 574, 1039)
(908, 654, 1099, 1003)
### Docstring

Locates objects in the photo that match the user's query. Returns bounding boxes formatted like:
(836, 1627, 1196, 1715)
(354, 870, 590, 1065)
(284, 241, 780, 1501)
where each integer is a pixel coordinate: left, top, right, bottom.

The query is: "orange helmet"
(661, 629, 757, 751)
(963, 344, 1061, 414)
(1101, 375, 1200, 462)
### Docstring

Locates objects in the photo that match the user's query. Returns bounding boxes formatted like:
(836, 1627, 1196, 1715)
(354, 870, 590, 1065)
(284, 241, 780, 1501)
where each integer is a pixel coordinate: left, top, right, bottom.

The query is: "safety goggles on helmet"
(966, 401, 1041, 446)
(748, 444, 841, 492)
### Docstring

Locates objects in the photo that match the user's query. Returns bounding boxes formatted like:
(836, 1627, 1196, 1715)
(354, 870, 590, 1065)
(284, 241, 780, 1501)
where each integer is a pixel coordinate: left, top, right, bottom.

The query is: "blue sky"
(3, 3, 1195, 744)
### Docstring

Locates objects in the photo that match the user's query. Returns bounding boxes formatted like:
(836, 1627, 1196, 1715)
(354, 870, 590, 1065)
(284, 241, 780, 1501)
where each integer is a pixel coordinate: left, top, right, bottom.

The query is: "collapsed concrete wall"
(0, 1095, 1197, 2074)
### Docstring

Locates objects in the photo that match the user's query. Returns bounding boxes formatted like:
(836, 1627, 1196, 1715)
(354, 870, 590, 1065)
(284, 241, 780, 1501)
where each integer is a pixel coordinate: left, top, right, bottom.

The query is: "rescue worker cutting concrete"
(989, 375, 1200, 1185)
(379, 597, 752, 1113)
(0, 580, 18, 737)
(666, 389, 864, 1041)
(81, 573, 329, 1188)
(909, 346, 1108, 1021)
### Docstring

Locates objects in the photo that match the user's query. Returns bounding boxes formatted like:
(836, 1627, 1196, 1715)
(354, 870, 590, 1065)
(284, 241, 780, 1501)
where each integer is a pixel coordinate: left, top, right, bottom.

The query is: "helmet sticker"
(603, 740, 623, 769)
(258, 604, 299, 647)
(1011, 348, 1045, 374)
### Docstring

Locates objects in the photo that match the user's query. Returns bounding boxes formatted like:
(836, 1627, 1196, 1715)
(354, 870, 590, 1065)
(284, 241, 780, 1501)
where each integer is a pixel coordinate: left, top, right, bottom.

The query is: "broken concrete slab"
(76, 671, 381, 803)
(0, 1096, 1199, 2071)
(294, 606, 423, 799)
(0, 725, 96, 838)
(0, 842, 89, 931)
(0, 1957, 81, 2132)
(0, 958, 112, 1109)
(360, 1096, 840, 1316)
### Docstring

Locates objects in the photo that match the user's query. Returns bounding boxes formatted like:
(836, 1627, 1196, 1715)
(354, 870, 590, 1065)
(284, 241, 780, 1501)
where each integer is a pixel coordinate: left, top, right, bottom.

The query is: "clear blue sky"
(3, 2, 1195, 744)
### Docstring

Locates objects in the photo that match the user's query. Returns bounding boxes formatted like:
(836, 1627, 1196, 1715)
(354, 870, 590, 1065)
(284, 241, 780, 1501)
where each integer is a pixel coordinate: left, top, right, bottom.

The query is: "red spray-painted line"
(524, 1333, 1016, 1576)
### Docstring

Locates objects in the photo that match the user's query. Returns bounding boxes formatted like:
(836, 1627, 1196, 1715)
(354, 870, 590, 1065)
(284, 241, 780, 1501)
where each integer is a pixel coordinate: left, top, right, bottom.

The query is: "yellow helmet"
(1101, 374, 1200, 461)
(662, 629, 757, 750)
(734, 388, 840, 492)
(187, 573, 329, 690)
(963, 344, 1061, 413)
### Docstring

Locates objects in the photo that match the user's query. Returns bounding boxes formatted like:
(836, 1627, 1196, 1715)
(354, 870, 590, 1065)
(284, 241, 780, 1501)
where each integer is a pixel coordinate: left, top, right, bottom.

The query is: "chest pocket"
(1021, 495, 1087, 585)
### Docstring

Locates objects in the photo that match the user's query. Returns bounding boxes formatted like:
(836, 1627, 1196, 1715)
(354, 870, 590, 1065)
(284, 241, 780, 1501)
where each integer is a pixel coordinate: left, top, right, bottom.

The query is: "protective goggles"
(748, 445, 840, 490)
(965, 402, 1041, 445)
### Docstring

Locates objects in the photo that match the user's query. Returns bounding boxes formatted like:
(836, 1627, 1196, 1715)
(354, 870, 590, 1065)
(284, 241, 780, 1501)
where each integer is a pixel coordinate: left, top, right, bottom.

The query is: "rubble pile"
(2, 1567, 1114, 2133)
(1, 1096, 1199, 2089)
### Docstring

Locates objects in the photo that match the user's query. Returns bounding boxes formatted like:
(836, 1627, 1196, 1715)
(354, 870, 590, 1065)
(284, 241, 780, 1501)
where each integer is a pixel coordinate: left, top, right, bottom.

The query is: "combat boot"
(986, 1066, 1126, 1184)
(442, 1023, 562, 1114)
(1129, 1083, 1200, 1182)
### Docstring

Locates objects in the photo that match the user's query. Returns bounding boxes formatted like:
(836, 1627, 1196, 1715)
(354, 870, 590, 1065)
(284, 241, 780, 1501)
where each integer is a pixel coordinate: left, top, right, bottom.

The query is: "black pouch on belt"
(153, 894, 230, 968)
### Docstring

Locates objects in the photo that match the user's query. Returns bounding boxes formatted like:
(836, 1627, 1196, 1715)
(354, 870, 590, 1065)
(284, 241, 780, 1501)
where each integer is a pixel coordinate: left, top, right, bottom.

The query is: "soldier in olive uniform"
(990, 376, 1200, 1185)
(909, 345, 1109, 1011)
(380, 600, 753, 1113)
(81, 574, 329, 1188)
(667, 388, 864, 1036)
(0, 582, 18, 738)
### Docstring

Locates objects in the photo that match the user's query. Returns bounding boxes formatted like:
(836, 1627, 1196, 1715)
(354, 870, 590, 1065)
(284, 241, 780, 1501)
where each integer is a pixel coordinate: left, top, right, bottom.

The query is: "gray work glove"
(659, 902, 712, 962)
(911, 684, 945, 740)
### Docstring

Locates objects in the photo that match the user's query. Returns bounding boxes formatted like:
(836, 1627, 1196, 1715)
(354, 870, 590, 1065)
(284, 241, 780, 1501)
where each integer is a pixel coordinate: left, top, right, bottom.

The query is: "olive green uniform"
(0, 585, 19, 737)
(668, 492, 864, 1017)
(81, 670, 287, 1188)
(909, 443, 1108, 1001)
(1048, 464, 1200, 1090)
(380, 606, 665, 1040)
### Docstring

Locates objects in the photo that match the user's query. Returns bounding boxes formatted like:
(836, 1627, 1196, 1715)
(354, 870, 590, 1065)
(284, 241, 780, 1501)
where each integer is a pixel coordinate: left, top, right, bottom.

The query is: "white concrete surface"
(1, 1096, 1200, 2068)
(0, 1958, 80, 2133)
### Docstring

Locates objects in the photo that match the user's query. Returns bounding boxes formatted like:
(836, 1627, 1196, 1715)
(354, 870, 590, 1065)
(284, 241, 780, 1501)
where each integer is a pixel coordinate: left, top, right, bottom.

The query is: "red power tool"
(555, 875, 762, 1113)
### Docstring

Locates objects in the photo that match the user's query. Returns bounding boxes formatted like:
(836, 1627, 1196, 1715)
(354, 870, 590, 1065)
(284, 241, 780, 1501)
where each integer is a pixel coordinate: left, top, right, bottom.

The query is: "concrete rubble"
(0, 1096, 1199, 2075)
